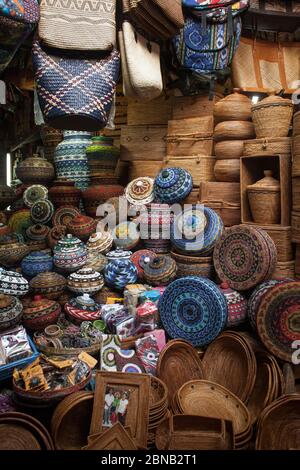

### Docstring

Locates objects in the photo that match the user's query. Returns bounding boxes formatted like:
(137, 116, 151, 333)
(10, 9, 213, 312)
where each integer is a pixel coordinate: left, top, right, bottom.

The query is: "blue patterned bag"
(172, 13, 241, 76)
(32, 41, 120, 131)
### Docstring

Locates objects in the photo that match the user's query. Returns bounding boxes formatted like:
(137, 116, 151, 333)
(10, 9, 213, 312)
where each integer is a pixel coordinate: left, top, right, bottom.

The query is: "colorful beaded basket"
(154, 167, 193, 204)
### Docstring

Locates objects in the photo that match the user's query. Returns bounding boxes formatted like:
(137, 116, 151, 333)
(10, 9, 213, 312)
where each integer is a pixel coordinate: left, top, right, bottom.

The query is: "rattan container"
(213, 89, 252, 123)
(252, 93, 293, 139)
(243, 137, 291, 156)
(214, 159, 240, 182)
(247, 170, 281, 224)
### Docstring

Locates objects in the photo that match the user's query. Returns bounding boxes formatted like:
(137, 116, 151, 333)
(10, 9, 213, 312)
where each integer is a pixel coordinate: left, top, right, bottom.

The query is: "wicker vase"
(54, 131, 91, 191)
(48, 179, 82, 208)
(16, 154, 55, 185)
(86, 136, 120, 179)
(247, 170, 281, 224)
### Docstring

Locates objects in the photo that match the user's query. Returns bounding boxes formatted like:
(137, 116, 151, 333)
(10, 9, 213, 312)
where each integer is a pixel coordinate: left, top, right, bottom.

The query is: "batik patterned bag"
(172, 13, 242, 75)
(32, 41, 120, 131)
(0, 0, 39, 23)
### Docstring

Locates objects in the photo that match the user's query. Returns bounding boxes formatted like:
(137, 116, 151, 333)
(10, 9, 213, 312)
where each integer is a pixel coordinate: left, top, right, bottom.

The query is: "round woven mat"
(158, 276, 228, 347)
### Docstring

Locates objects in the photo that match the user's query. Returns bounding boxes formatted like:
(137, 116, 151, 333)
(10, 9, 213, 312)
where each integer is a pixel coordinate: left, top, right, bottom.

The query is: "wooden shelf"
(10, 129, 41, 152)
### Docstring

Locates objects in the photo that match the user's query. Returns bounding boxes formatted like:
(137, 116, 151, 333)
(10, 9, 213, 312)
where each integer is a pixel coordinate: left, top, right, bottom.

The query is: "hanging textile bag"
(119, 21, 163, 101)
(32, 41, 120, 131)
(0, 0, 39, 23)
(172, 12, 242, 77)
(38, 0, 116, 51)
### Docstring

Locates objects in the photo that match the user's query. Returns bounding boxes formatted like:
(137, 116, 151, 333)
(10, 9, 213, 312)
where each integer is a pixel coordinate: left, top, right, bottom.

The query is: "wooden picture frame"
(83, 423, 137, 451)
(89, 371, 150, 448)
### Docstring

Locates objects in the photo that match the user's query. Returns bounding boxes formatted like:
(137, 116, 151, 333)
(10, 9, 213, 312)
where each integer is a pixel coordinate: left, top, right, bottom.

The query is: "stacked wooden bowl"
(202, 330, 257, 403)
(256, 394, 300, 449)
(156, 414, 234, 450)
(172, 380, 252, 449)
(0, 412, 54, 450)
(213, 89, 254, 183)
(147, 377, 169, 448)
(51, 391, 94, 450)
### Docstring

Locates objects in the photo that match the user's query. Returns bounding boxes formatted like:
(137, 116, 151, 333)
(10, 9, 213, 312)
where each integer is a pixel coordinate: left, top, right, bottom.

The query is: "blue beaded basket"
(104, 259, 138, 291)
(158, 276, 228, 347)
(154, 167, 193, 204)
(171, 206, 224, 255)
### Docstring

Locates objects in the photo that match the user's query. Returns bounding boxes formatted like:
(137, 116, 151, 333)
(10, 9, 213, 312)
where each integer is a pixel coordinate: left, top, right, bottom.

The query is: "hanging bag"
(0, 0, 39, 24)
(38, 0, 116, 51)
(120, 21, 163, 101)
(32, 41, 120, 131)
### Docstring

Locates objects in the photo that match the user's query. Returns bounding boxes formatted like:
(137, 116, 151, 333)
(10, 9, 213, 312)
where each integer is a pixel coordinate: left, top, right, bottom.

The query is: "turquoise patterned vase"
(54, 131, 91, 191)
(86, 136, 120, 178)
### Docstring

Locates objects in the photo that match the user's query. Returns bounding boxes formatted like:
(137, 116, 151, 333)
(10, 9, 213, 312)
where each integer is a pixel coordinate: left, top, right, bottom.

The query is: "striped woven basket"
(32, 41, 120, 131)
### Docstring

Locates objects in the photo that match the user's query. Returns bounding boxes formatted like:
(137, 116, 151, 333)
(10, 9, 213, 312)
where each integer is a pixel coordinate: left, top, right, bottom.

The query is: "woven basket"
(128, 161, 163, 180)
(202, 202, 241, 227)
(167, 117, 214, 157)
(171, 251, 215, 279)
(294, 111, 300, 137)
(214, 121, 255, 142)
(292, 135, 300, 176)
(293, 178, 300, 211)
(271, 260, 295, 279)
(215, 140, 245, 160)
(51, 391, 94, 450)
(163, 155, 215, 187)
(243, 137, 291, 156)
(292, 211, 300, 243)
(296, 245, 300, 278)
(214, 159, 240, 182)
(202, 331, 257, 404)
(252, 95, 293, 139)
(120, 125, 167, 162)
(199, 182, 241, 205)
(34, 341, 101, 357)
(182, 188, 200, 205)
(257, 225, 293, 262)
(127, 95, 172, 126)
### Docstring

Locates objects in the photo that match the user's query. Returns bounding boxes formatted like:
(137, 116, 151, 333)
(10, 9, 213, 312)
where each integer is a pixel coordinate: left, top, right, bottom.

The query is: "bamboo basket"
(293, 111, 300, 137)
(243, 138, 291, 156)
(163, 155, 215, 187)
(271, 260, 295, 279)
(215, 140, 244, 160)
(128, 161, 163, 181)
(171, 251, 215, 279)
(214, 121, 255, 142)
(292, 211, 300, 243)
(252, 96, 293, 139)
(199, 182, 241, 205)
(120, 125, 167, 161)
(167, 117, 214, 157)
(202, 202, 241, 227)
(172, 93, 222, 120)
(255, 225, 293, 262)
(214, 159, 240, 182)
(127, 96, 172, 125)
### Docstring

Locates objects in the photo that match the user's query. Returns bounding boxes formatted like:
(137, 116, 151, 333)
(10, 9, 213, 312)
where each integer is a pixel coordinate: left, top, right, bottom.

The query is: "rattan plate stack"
(202, 331, 257, 404)
(0, 412, 54, 450)
(147, 377, 169, 448)
(256, 394, 300, 450)
(173, 380, 253, 449)
(155, 414, 234, 450)
(51, 391, 94, 449)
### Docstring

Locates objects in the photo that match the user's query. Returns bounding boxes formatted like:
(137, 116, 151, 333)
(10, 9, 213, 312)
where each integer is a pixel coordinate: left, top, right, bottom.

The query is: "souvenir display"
(1, 1, 299, 452)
